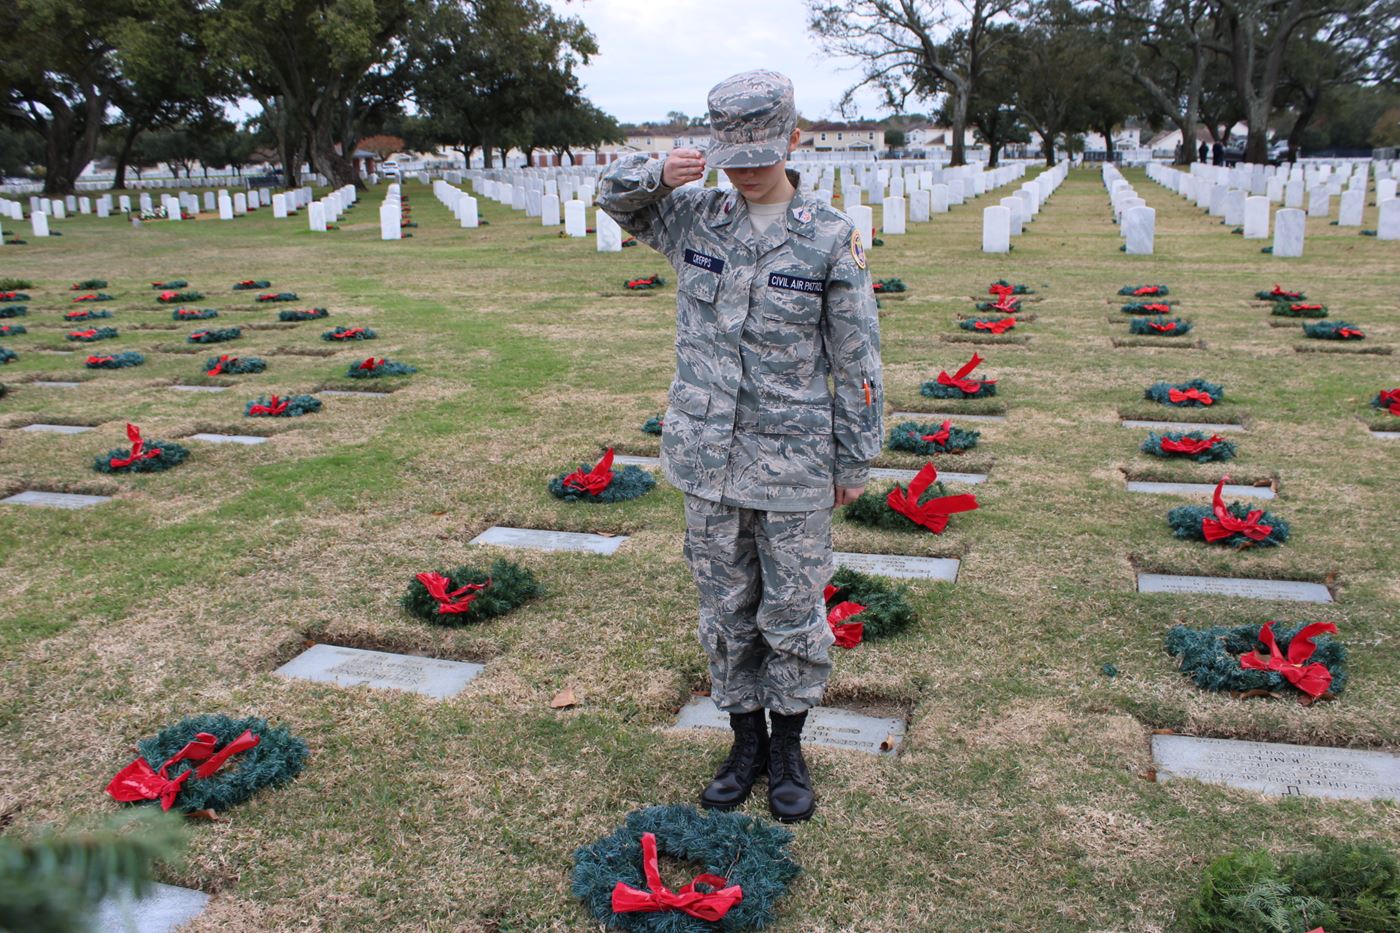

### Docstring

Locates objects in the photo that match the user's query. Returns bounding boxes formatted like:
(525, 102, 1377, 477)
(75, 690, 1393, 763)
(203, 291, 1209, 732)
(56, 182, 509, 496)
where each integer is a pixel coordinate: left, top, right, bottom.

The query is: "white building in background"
(799, 122, 884, 153)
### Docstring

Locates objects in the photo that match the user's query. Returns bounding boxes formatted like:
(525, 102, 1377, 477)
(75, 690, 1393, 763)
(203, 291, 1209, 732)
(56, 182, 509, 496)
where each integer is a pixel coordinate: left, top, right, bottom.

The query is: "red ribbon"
(331, 327, 366, 339)
(1379, 388, 1400, 415)
(918, 420, 952, 445)
(159, 290, 177, 300)
(626, 276, 658, 288)
(563, 448, 615, 495)
(1140, 303, 1171, 313)
(207, 355, 235, 375)
(1239, 620, 1338, 698)
(1201, 476, 1272, 544)
(1132, 285, 1161, 296)
(1336, 327, 1364, 339)
(823, 585, 866, 648)
(177, 309, 200, 317)
(1167, 388, 1214, 406)
(1291, 304, 1322, 311)
(610, 832, 742, 922)
(936, 353, 995, 395)
(87, 355, 114, 365)
(237, 279, 257, 286)
(73, 294, 99, 302)
(884, 463, 980, 534)
(1147, 321, 1177, 333)
(249, 395, 289, 416)
(415, 572, 490, 614)
(190, 331, 209, 340)
(70, 328, 98, 339)
(109, 423, 163, 469)
(988, 283, 1014, 299)
(974, 316, 1016, 334)
(1270, 284, 1302, 299)
(106, 729, 260, 811)
(0, 291, 18, 299)
(358, 357, 384, 371)
(66, 311, 89, 319)
(1160, 434, 1221, 455)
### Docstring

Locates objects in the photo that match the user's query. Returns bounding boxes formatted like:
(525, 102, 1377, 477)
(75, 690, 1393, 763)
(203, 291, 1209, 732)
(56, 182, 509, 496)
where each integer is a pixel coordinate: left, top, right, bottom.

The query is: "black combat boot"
(767, 711, 815, 823)
(700, 710, 769, 810)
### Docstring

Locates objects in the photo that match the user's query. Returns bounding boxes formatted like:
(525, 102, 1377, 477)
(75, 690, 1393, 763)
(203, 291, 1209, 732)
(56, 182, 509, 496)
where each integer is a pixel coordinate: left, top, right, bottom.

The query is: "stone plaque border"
(1137, 572, 1332, 603)
(1152, 734, 1400, 803)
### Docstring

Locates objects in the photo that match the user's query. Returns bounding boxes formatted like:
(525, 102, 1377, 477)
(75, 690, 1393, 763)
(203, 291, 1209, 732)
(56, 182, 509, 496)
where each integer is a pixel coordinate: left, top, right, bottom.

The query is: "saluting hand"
(662, 148, 707, 188)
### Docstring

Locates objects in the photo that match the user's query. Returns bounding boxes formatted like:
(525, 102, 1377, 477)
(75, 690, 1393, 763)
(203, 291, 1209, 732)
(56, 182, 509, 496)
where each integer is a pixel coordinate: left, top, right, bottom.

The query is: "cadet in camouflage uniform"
(598, 70, 883, 823)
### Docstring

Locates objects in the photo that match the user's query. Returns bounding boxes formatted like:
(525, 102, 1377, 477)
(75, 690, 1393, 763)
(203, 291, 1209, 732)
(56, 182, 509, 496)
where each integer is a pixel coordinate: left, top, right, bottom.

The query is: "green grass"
(0, 167, 1397, 931)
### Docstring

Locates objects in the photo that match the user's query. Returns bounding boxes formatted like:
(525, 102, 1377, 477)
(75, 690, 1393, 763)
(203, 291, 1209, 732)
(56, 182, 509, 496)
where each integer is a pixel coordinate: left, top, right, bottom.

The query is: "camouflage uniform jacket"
(598, 154, 884, 511)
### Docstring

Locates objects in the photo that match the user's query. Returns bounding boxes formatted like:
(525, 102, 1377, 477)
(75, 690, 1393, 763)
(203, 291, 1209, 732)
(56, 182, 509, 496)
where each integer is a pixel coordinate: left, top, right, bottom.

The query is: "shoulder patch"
(850, 230, 867, 270)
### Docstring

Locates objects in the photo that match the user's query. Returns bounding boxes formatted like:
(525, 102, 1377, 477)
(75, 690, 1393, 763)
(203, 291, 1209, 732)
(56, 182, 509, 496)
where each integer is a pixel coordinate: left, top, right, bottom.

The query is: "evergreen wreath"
(1372, 388, 1399, 416)
(571, 804, 800, 933)
(93, 424, 189, 474)
(1167, 479, 1289, 549)
(71, 293, 114, 303)
(70, 279, 108, 290)
(401, 558, 543, 626)
(1144, 378, 1224, 408)
(232, 280, 270, 290)
(173, 308, 219, 321)
(0, 278, 31, 290)
(0, 323, 27, 336)
(959, 316, 1017, 334)
(348, 357, 415, 378)
(187, 327, 242, 344)
(64, 309, 114, 321)
(1270, 302, 1328, 318)
(86, 352, 144, 369)
(0, 305, 28, 318)
(204, 355, 266, 376)
(244, 394, 321, 417)
(1130, 317, 1193, 336)
(107, 714, 308, 814)
(255, 292, 298, 302)
(67, 327, 119, 342)
(1119, 284, 1169, 296)
(624, 274, 666, 290)
(150, 279, 188, 289)
(0, 291, 32, 302)
(990, 279, 1034, 294)
(1303, 320, 1365, 340)
(920, 353, 997, 399)
(1142, 430, 1237, 462)
(1255, 285, 1305, 301)
(321, 325, 376, 341)
(621, 237, 638, 248)
(886, 419, 980, 455)
(549, 448, 656, 503)
(0, 347, 16, 364)
(278, 307, 329, 322)
(1165, 621, 1346, 700)
(825, 565, 916, 641)
(641, 415, 664, 435)
(1121, 302, 1174, 315)
(157, 291, 203, 303)
(843, 464, 978, 534)
(872, 278, 907, 294)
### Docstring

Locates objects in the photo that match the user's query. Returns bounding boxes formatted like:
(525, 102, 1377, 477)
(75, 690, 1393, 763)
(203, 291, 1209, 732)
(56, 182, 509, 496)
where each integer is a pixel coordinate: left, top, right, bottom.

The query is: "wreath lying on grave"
(86, 352, 144, 369)
(256, 292, 298, 302)
(975, 297, 1020, 314)
(245, 394, 321, 417)
(872, 278, 907, 294)
(232, 280, 270, 290)
(621, 237, 638, 248)
(959, 316, 1017, 334)
(624, 274, 665, 290)
(844, 463, 979, 534)
(1166, 477, 1289, 549)
(0, 279, 31, 290)
(641, 414, 664, 435)
(205, 355, 266, 376)
(1255, 284, 1305, 302)
(571, 804, 799, 933)
(1142, 431, 1237, 462)
(0, 347, 16, 364)
(1121, 302, 1173, 315)
(278, 307, 329, 322)
(174, 308, 218, 321)
(887, 419, 980, 455)
(348, 357, 415, 378)
(105, 714, 308, 814)
(0, 305, 27, 319)
(151, 279, 188, 289)
(71, 279, 107, 290)
(1270, 302, 1328, 318)
(920, 353, 997, 399)
(401, 558, 543, 626)
(1303, 320, 1365, 340)
(1145, 379, 1223, 408)
(990, 280, 1034, 295)
(188, 327, 241, 344)
(93, 423, 189, 474)
(548, 448, 656, 503)
(157, 290, 203, 304)
(1130, 317, 1193, 336)
(823, 566, 916, 649)
(1119, 284, 1168, 297)
(322, 325, 376, 341)
(0, 323, 26, 336)
(64, 309, 113, 321)
(1165, 620, 1346, 702)
(71, 293, 114, 303)
(1373, 388, 1400, 416)
(67, 327, 118, 342)
(0, 291, 31, 302)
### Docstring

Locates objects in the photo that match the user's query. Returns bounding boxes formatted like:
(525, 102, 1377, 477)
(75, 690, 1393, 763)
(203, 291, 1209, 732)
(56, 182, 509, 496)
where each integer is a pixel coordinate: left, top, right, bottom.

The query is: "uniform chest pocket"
(678, 263, 720, 304)
(762, 271, 824, 326)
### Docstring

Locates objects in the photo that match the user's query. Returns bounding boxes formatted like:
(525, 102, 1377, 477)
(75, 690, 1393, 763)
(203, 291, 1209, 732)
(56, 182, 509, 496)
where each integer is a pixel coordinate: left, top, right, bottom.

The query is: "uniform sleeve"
(595, 153, 692, 261)
(822, 228, 884, 489)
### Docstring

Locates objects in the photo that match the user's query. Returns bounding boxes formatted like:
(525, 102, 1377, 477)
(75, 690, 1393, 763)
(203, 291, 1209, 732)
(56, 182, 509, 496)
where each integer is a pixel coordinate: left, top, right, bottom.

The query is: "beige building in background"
(799, 122, 884, 153)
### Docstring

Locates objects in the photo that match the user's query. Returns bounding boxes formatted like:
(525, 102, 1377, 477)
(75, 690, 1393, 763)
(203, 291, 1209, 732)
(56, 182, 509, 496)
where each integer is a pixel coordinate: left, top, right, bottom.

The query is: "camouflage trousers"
(682, 494, 835, 716)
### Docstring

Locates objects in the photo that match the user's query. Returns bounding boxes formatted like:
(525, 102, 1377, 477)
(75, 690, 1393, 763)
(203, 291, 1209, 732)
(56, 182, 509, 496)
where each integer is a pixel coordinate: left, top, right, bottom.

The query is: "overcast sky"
(543, 0, 899, 124)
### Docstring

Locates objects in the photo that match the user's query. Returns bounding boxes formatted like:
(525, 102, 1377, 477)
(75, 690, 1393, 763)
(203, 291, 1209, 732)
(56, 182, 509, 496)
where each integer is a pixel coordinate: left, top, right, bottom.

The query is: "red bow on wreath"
(885, 463, 980, 534)
(357, 357, 384, 371)
(415, 572, 491, 615)
(974, 316, 1016, 334)
(1336, 327, 1364, 339)
(109, 423, 163, 469)
(626, 276, 658, 288)
(1168, 388, 1214, 406)
(1160, 434, 1221, 455)
(1148, 321, 1178, 333)
(87, 355, 114, 365)
(190, 331, 209, 340)
(1201, 476, 1272, 543)
(1292, 304, 1322, 312)
(936, 353, 995, 395)
(1132, 285, 1161, 296)
(106, 729, 261, 811)
(1270, 284, 1302, 299)
(206, 355, 236, 376)
(1239, 620, 1339, 698)
(917, 420, 952, 445)
(159, 290, 177, 300)
(0, 291, 18, 299)
(823, 585, 866, 648)
(331, 327, 366, 339)
(249, 395, 289, 416)
(1378, 388, 1400, 415)
(611, 832, 743, 922)
(1141, 303, 1172, 313)
(237, 280, 257, 287)
(563, 448, 615, 495)
(988, 283, 1014, 300)
(70, 329, 98, 339)
(73, 294, 99, 302)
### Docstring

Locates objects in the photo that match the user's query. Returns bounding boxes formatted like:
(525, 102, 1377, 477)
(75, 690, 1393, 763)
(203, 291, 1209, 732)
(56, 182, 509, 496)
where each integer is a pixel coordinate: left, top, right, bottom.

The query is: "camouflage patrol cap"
(705, 70, 797, 169)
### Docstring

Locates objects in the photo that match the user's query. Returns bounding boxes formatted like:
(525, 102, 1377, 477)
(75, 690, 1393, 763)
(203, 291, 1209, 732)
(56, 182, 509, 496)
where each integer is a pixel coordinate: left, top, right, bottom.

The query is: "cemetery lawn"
(1, 169, 1397, 931)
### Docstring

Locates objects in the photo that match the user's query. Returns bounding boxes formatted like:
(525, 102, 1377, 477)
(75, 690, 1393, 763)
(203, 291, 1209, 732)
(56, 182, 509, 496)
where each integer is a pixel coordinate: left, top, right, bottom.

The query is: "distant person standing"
(1198, 140, 1209, 163)
(1212, 141, 1224, 165)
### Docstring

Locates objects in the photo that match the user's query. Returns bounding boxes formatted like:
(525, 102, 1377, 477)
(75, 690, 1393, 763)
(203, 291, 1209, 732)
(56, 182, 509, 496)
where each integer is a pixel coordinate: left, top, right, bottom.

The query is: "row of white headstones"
(978, 163, 1071, 254)
(1103, 164, 1161, 255)
(0, 186, 324, 241)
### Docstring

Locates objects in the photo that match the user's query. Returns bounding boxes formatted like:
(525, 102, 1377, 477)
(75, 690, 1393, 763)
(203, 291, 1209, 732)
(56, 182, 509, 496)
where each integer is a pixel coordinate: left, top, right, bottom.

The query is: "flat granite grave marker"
(868, 467, 987, 485)
(834, 551, 959, 581)
(32, 380, 81, 388)
(1152, 734, 1400, 803)
(1370, 430, 1400, 440)
(170, 385, 229, 393)
(1126, 480, 1273, 500)
(890, 410, 1006, 423)
(2, 490, 111, 509)
(613, 454, 661, 468)
(92, 881, 210, 933)
(1136, 572, 1331, 603)
(19, 423, 94, 434)
(188, 433, 269, 445)
(276, 643, 484, 699)
(319, 389, 388, 398)
(1121, 418, 1244, 433)
(470, 525, 628, 555)
(672, 697, 905, 755)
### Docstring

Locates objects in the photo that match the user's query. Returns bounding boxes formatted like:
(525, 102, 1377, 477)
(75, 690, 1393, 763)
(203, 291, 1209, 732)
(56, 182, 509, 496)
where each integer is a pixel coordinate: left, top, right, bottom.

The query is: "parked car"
(381, 161, 399, 178)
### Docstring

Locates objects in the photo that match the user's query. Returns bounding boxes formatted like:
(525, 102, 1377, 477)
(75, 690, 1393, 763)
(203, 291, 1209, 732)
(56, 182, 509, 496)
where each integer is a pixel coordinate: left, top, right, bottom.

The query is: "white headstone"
(1378, 178, 1398, 202)
(908, 188, 930, 223)
(218, 193, 233, 221)
(119, 195, 131, 212)
(308, 201, 327, 232)
(379, 201, 401, 240)
(1337, 189, 1363, 227)
(1123, 206, 1155, 254)
(1306, 187, 1330, 218)
(1284, 178, 1304, 208)
(596, 210, 622, 252)
(1243, 196, 1270, 239)
(30, 211, 48, 237)
(1272, 207, 1305, 257)
(1377, 199, 1400, 241)
(96, 198, 110, 218)
(78, 196, 91, 214)
(458, 194, 478, 228)
(931, 184, 950, 213)
(881, 196, 906, 234)
(564, 199, 585, 237)
(981, 205, 1010, 253)
(541, 193, 560, 226)
(233, 192, 247, 215)
(203, 191, 216, 211)
(1000, 196, 1023, 235)
(272, 193, 287, 218)
(1223, 189, 1246, 226)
